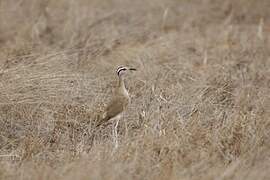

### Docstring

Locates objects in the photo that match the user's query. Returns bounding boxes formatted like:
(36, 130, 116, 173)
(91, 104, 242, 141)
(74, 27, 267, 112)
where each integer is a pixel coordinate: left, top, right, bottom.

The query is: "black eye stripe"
(117, 67, 127, 75)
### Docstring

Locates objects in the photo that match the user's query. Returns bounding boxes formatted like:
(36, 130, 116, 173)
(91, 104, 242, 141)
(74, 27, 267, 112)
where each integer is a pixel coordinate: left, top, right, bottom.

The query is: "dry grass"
(0, 0, 270, 179)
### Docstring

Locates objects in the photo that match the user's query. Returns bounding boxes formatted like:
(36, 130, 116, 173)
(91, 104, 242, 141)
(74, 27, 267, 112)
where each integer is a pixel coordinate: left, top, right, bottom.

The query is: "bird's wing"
(96, 97, 128, 127)
(105, 99, 124, 119)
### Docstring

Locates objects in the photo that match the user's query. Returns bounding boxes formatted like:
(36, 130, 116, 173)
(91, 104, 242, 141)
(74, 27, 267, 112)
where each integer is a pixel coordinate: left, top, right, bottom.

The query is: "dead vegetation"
(0, 0, 270, 179)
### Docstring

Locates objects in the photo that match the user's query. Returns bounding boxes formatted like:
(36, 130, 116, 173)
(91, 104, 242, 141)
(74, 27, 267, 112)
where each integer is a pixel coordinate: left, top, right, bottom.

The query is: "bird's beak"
(129, 68, 137, 71)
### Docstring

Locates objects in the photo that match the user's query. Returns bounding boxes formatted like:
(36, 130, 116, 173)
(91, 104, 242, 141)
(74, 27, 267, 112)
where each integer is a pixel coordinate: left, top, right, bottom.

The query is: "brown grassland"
(0, 0, 270, 179)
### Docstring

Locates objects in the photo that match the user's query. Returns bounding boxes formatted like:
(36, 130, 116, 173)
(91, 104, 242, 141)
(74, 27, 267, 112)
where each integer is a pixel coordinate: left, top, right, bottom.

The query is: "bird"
(95, 66, 137, 127)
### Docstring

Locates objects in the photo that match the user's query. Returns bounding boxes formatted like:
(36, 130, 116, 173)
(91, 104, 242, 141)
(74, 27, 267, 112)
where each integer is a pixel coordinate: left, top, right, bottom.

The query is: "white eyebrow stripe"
(117, 67, 127, 75)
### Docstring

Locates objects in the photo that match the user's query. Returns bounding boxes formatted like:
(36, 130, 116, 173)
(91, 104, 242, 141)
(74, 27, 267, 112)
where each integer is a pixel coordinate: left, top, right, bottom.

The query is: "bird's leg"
(112, 117, 120, 151)
(124, 114, 129, 137)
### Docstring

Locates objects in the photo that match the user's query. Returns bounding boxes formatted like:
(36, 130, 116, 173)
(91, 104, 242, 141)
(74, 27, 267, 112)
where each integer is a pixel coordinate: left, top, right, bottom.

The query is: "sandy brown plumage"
(95, 66, 136, 127)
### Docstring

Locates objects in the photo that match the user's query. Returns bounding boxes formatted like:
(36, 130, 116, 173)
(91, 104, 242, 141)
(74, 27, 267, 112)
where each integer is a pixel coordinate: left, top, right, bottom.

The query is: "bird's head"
(116, 66, 137, 77)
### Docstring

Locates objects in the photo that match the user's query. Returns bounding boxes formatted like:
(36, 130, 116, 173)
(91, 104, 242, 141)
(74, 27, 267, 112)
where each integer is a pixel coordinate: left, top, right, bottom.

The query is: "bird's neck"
(118, 76, 129, 99)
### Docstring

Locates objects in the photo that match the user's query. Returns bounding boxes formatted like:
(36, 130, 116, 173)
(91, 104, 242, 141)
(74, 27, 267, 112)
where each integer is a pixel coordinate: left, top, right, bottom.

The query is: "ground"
(0, 0, 270, 179)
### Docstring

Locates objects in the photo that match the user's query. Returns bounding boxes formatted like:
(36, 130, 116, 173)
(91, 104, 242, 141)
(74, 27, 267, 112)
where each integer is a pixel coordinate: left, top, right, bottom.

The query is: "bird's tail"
(95, 115, 110, 127)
